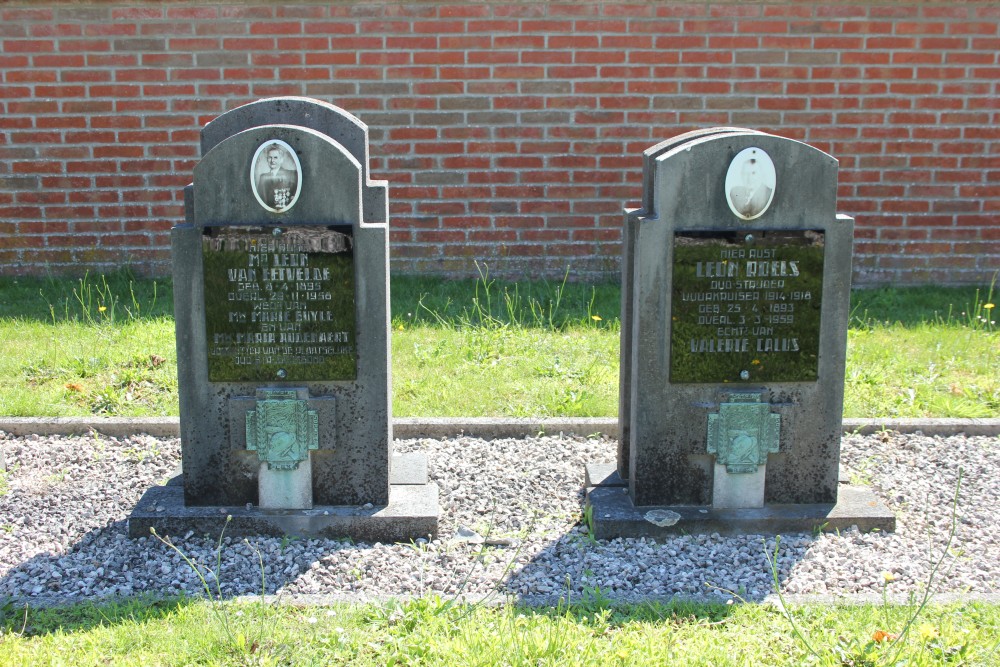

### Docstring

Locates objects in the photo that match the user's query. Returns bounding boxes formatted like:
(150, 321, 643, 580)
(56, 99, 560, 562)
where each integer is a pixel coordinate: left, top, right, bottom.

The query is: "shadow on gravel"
(501, 487, 810, 605)
(0, 503, 810, 611)
(0, 516, 349, 606)
(502, 532, 810, 606)
(0, 430, 817, 611)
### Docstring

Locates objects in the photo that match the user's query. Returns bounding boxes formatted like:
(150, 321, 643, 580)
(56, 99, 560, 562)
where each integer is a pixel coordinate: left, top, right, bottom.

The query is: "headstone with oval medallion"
(129, 97, 438, 541)
(589, 128, 894, 536)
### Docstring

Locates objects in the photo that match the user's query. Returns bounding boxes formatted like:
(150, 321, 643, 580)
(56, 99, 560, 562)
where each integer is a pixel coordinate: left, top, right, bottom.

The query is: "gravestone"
(588, 128, 894, 536)
(129, 97, 438, 541)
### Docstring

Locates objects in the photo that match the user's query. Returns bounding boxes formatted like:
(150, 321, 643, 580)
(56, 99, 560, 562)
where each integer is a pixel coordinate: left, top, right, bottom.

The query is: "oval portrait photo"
(725, 147, 776, 221)
(251, 139, 302, 213)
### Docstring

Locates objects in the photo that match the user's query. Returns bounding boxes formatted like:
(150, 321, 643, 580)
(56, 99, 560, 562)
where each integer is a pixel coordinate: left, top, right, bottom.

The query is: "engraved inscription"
(202, 226, 356, 382)
(670, 230, 824, 383)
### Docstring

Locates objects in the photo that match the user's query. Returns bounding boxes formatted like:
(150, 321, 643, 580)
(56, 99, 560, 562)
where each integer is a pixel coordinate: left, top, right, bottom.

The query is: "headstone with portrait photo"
(589, 128, 894, 537)
(253, 140, 301, 212)
(129, 97, 439, 541)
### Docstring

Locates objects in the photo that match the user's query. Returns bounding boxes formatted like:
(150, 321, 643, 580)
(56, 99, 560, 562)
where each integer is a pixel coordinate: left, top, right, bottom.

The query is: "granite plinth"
(585, 462, 895, 537)
(129, 453, 439, 542)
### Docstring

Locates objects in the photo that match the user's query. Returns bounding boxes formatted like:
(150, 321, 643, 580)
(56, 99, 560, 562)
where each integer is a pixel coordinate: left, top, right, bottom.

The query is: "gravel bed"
(0, 429, 996, 605)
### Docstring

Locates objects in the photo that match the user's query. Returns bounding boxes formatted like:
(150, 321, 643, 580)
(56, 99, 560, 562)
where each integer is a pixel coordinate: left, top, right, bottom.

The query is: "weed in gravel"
(769, 468, 966, 666)
(150, 517, 271, 661)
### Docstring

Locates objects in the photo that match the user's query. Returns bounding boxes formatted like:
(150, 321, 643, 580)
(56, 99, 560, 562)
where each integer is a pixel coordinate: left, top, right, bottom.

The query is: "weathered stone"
(592, 127, 893, 536)
(132, 97, 438, 540)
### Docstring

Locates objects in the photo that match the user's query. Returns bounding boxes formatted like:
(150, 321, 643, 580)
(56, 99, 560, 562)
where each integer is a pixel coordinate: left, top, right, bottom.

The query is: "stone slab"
(623, 131, 853, 507)
(586, 472, 894, 538)
(590, 462, 853, 489)
(198, 96, 387, 225)
(128, 480, 439, 543)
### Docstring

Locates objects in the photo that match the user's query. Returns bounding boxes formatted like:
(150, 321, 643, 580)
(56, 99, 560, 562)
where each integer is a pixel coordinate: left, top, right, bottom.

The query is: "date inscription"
(202, 226, 356, 382)
(670, 230, 825, 383)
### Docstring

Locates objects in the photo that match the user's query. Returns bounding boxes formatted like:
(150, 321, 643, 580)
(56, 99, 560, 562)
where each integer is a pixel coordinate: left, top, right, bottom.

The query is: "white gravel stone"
(0, 429, 996, 604)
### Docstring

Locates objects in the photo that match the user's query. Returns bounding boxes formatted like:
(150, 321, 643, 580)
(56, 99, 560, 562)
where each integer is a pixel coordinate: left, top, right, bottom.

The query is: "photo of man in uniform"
(728, 156, 772, 219)
(725, 147, 776, 220)
(254, 142, 299, 211)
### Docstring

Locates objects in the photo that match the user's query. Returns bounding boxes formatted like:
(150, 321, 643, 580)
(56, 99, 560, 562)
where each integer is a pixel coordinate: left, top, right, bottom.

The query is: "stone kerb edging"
(0, 417, 998, 440)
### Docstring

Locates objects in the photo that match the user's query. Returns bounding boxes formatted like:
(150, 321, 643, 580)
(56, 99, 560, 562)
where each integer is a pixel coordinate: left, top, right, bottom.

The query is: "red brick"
(441, 215, 491, 228)
(434, 36, 484, 50)
(467, 20, 519, 33)
(950, 21, 999, 36)
(469, 51, 518, 65)
(946, 52, 995, 66)
(3, 7, 53, 20)
(518, 51, 574, 65)
(416, 50, 467, 65)
(681, 81, 731, 95)
(438, 66, 490, 80)
(247, 21, 300, 36)
(0, 3, 994, 284)
(492, 35, 542, 50)
(5, 68, 57, 84)
(521, 20, 574, 32)
(3, 39, 56, 53)
(841, 51, 890, 67)
(440, 127, 489, 140)
(422, 230, 468, 243)
(0, 54, 28, 70)
(437, 4, 488, 19)
(812, 34, 865, 50)
(302, 21, 356, 36)
(971, 36, 1000, 50)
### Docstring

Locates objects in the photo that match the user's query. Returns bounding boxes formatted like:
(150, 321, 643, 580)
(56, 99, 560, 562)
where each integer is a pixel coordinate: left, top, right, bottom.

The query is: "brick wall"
(1, 1, 998, 285)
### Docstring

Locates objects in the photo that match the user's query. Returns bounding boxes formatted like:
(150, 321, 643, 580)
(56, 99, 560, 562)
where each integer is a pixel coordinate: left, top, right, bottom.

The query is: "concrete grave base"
(585, 463, 895, 538)
(128, 453, 439, 543)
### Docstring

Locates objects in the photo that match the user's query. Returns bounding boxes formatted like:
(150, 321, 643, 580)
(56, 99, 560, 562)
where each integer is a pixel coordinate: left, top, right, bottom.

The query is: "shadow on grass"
(0, 589, 190, 638)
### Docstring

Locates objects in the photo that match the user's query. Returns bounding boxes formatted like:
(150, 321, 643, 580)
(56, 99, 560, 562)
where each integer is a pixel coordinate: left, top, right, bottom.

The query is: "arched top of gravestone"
(652, 131, 839, 231)
(193, 124, 362, 228)
(201, 97, 373, 183)
(641, 127, 765, 216)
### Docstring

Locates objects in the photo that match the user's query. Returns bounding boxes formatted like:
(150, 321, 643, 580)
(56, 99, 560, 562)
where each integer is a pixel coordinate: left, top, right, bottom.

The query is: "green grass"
(0, 273, 997, 663)
(0, 272, 996, 419)
(0, 596, 997, 666)
(0, 272, 177, 418)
